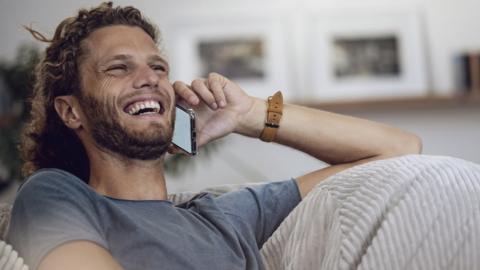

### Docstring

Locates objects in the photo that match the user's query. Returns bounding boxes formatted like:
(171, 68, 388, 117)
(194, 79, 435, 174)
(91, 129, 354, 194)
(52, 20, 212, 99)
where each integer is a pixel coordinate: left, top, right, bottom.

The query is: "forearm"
(237, 97, 422, 164)
(173, 75, 421, 199)
(172, 75, 421, 164)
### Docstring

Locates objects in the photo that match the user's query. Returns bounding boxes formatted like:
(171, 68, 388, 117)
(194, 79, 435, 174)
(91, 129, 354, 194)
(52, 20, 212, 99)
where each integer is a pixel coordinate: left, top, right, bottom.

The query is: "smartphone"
(172, 104, 197, 155)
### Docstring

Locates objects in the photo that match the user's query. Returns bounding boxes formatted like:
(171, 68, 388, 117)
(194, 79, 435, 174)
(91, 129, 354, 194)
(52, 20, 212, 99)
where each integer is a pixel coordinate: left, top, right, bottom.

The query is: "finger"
(207, 73, 227, 108)
(173, 81, 199, 105)
(167, 144, 177, 155)
(196, 132, 210, 149)
(167, 147, 178, 155)
(167, 144, 187, 156)
(191, 78, 218, 110)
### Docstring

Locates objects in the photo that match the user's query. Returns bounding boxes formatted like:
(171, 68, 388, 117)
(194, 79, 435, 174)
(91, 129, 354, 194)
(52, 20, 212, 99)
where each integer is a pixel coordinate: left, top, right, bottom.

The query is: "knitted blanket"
(260, 155, 480, 270)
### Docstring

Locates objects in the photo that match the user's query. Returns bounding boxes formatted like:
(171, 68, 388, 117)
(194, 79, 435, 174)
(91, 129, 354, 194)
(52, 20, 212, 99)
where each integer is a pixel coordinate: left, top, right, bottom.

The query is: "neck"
(87, 147, 168, 201)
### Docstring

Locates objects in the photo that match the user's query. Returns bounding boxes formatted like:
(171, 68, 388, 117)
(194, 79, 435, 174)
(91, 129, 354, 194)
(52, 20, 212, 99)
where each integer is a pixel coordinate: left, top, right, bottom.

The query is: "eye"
(151, 64, 167, 73)
(106, 64, 128, 72)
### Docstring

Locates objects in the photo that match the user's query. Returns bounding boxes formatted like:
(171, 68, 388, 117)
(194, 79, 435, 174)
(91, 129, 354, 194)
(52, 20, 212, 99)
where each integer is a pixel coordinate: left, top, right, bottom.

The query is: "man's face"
(77, 25, 175, 160)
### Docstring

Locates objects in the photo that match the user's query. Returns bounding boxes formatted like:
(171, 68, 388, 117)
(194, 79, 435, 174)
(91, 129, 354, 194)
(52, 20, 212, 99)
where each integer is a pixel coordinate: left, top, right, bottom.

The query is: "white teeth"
(127, 100, 161, 115)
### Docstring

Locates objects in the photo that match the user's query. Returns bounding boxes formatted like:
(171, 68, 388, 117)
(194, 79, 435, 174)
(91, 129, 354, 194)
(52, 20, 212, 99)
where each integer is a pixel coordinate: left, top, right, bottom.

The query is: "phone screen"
(172, 105, 197, 155)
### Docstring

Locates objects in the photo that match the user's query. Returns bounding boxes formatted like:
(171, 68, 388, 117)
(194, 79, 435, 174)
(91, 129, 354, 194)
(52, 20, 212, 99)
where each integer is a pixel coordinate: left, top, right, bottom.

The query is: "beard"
(78, 94, 174, 160)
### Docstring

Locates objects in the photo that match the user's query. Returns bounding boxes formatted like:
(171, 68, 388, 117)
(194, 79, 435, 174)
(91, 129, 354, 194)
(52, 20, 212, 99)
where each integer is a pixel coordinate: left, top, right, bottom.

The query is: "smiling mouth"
(124, 100, 165, 116)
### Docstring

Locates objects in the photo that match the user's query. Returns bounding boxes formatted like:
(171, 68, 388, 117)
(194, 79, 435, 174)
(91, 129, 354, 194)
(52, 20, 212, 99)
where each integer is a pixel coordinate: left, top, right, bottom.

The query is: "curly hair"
(20, 2, 159, 182)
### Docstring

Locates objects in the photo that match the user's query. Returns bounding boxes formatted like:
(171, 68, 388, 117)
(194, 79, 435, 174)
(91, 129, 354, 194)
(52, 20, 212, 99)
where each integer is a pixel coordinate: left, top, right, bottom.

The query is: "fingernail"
(219, 100, 226, 107)
(211, 102, 218, 110)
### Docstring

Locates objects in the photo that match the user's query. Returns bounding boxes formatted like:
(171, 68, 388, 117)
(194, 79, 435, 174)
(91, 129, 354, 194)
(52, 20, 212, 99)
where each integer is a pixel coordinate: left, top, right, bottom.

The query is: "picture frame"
(164, 15, 294, 100)
(308, 9, 429, 101)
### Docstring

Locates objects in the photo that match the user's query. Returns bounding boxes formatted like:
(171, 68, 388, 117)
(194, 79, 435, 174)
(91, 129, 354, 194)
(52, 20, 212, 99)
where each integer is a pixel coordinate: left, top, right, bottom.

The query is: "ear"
(54, 95, 83, 129)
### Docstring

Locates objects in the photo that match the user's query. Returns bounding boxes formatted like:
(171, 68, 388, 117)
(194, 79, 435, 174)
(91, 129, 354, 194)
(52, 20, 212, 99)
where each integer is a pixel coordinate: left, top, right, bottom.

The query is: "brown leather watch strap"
(260, 91, 283, 142)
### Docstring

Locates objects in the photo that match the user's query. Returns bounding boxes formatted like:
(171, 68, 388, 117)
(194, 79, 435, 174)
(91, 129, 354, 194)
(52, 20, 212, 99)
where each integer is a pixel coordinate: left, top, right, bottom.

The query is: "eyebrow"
(101, 54, 132, 64)
(100, 54, 169, 68)
(148, 55, 170, 70)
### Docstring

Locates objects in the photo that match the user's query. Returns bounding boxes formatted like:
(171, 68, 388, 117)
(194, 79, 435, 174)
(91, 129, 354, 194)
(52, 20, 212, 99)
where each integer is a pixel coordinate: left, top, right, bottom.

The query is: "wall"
(2, 0, 480, 91)
(165, 105, 480, 193)
(0, 0, 479, 195)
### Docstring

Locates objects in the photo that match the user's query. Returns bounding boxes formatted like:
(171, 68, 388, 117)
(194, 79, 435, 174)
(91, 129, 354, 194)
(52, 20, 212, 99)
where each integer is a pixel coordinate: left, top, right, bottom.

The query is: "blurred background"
(1, 0, 479, 202)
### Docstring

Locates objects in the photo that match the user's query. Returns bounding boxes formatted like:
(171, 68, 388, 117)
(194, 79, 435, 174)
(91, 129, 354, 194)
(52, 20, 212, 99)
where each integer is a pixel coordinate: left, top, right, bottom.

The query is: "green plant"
(0, 44, 40, 186)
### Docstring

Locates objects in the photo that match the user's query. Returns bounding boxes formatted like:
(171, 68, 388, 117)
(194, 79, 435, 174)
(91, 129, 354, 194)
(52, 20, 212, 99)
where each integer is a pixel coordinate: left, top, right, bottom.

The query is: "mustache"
(120, 87, 172, 107)
(79, 92, 173, 160)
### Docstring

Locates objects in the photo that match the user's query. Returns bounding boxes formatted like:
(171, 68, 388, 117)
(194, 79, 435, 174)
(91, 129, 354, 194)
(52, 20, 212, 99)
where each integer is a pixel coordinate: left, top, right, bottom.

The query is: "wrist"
(259, 91, 283, 142)
(235, 97, 267, 138)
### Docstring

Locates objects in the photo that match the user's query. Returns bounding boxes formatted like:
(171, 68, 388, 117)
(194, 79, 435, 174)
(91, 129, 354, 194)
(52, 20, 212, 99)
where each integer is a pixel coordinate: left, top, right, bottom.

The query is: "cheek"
(97, 77, 122, 113)
(163, 82, 176, 106)
(99, 77, 113, 90)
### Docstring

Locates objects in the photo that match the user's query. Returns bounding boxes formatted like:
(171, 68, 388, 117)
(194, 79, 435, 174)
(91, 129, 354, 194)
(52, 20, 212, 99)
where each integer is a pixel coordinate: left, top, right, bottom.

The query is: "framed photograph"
(197, 38, 265, 80)
(309, 9, 429, 101)
(164, 16, 293, 100)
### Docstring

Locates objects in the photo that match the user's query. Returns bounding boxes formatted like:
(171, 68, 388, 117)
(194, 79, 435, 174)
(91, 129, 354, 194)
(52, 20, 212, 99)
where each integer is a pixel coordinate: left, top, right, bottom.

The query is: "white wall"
(164, 105, 480, 193)
(1, 0, 479, 194)
(2, 0, 480, 92)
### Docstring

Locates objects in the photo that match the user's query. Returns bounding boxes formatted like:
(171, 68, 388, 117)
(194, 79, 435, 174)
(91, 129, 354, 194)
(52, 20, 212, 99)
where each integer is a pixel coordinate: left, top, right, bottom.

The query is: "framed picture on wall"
(164, 16, 293, 100)
(197, 37, 265, 80)
(308, 9, 429, 101)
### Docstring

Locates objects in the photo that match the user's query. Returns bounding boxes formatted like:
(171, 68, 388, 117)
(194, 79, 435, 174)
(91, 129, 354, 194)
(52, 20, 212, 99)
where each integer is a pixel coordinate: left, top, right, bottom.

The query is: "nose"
(133, 65, 159, 90)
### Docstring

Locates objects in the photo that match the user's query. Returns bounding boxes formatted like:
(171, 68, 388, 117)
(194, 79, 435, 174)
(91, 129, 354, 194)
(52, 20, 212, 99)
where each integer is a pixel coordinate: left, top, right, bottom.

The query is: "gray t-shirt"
(7, 169, 301, 270)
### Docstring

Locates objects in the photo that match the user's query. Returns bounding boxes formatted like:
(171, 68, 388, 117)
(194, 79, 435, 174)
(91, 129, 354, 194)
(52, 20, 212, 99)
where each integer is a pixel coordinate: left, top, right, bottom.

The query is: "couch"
(2, 155, 480, 270)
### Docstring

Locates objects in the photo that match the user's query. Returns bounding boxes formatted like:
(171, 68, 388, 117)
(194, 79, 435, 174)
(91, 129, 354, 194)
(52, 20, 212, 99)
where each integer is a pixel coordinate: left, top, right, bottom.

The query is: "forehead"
(82, 25, 162, 62)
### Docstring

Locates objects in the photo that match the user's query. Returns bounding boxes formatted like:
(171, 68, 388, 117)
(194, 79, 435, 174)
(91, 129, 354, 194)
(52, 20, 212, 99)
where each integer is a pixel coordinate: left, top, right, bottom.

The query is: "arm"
(237, 99, 422, 198)
(173, 73, 422, 199)
(38, 241, 124, 270)
(7, 170, 126, 270)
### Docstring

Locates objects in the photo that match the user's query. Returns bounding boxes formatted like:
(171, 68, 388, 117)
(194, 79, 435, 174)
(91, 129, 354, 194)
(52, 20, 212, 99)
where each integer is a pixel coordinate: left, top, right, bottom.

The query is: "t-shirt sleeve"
(6, 169, 108, 270)
(214, 179, 301, 248)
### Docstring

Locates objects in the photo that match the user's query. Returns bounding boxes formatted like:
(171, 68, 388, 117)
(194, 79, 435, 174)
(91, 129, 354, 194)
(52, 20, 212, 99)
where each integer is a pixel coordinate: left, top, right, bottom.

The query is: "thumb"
(196, 132, 210, 149)
(167, 144, 186, 155)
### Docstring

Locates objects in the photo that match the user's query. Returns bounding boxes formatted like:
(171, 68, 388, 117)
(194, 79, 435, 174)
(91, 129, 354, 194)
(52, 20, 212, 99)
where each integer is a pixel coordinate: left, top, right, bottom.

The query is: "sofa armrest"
(0, 203, 11, 241)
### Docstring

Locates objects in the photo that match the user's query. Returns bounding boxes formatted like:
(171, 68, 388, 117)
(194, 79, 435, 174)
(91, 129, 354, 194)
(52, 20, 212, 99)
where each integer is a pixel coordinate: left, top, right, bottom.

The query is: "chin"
(128, 124, 172, 143)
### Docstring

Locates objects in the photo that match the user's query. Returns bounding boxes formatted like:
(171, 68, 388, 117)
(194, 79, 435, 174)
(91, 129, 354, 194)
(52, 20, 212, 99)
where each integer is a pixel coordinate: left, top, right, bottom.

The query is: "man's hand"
(172, 73, 422, 199)
(172, 73, 257, 147)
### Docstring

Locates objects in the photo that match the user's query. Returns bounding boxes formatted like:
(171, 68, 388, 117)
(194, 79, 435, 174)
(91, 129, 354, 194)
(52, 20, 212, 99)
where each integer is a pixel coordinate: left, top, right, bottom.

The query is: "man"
(7, 2, 421, 270)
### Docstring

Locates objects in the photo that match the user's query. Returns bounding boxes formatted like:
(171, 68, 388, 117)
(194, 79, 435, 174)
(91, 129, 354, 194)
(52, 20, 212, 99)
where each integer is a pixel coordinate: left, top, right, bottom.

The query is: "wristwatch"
(259, 91, 283, 142)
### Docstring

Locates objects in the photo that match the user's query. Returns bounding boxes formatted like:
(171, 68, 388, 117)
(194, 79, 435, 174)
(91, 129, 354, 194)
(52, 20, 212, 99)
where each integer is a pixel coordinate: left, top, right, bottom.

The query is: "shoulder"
(210, 179, 302, 246)
(214, 179, 301, 213)
(18, 168, 93, 199)
(247, 178, 301, 201)
(23, 168, 86, 186)
(9, 168, 105, 237)
(12, 168, 100, 216)
(8, 169, 108, 270)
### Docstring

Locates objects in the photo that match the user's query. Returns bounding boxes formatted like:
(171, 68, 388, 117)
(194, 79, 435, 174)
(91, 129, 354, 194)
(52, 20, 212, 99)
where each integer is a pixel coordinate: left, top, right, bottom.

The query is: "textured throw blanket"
(2, 155, 480, 270)
(260, 155, 480, 270)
